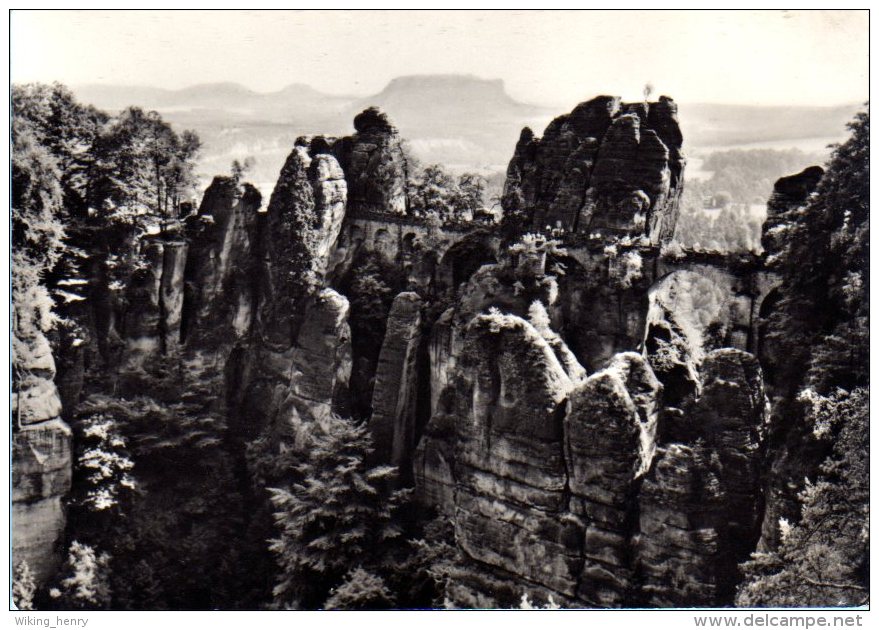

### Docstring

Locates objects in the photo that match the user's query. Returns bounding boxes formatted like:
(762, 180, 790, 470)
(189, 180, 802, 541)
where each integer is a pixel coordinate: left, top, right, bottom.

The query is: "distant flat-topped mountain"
(71, 76, 860, 195)
(346, 74, 552, 169)
(353, 74, 543, 120)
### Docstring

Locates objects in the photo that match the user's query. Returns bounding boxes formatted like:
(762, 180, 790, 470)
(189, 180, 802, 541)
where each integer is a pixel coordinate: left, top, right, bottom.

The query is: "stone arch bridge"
(329, 212, 781, 364)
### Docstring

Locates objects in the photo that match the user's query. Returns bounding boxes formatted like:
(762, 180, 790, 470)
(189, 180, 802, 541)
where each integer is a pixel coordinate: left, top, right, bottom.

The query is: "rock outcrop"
(415, 304, 659, 606)
(436, 312, 581, 599)
(259, 289, 352, 431)
(502, 96, 684, 242)
(762, 165, 823, 255)
(117, 236, 190, 369)
(636, 349, 768, 606)
(415, 309, 767, 607)
(757, 167, 824, 553)
(22, 96, 791, 609)
(332, 107, 409, 216)
(565, 353, 660, 606)
(369, 292, 423, 466)
(235, 143, 353, 436)
(121, 240, 166, 365)
(12, 329, 72, 585)
(12, 420, 72, 584)
(182, 176, 262, 350)
(635, 443, 727, 606)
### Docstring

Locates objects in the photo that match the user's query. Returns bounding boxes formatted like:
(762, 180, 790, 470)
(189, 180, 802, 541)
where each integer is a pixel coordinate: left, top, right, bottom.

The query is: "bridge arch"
(643, 268, 742, 404)
(436, 231, 499, 294)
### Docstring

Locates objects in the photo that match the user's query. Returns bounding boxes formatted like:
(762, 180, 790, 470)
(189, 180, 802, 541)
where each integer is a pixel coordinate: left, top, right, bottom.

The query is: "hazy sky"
(11, 10, 869, 107)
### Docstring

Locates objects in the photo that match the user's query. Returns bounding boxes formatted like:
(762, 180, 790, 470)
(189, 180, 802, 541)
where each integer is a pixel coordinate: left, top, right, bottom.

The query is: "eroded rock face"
(310, 153, 348, 269)
(120, 237, 191, 366)
(447, 313, 580, 597)
(122, 240, 165, 365)
(12, 330, 72, 584)
(333, 108, 408, 216)
(638, 349, 768, 606)
(12, 424, 72, 587)
(684, 350, 767, 559)
(416, 306, 666, 606)
(766, 166, 824, 217)
(160, 241, 189, 354)
(566, 354, 660, 606)
(13, 333, 65, 425)
(369, 292, 423, 466)
(762, 165, 823, 256)
(260, 146, 320, 344)
(259, 144, 349, 346)
(635, 443, 727, 607)
(287, 289, 353, 423)
(416, 304, 767, 607)
(29, 95, 785, 609)
(555, 247, 652, 371)
(248, 289, 352, 436)
(183, 176, 262, 350)
(502, 95, 684, 242)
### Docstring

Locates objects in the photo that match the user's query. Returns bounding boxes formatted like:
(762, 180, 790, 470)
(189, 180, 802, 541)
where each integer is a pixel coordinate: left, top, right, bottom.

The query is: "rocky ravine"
(15, 95, 806, 608)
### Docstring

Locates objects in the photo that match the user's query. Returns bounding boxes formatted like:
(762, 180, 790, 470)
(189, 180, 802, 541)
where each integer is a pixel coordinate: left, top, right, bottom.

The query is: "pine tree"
(267, 414, 408, 609)
(766, 109, 869, 397)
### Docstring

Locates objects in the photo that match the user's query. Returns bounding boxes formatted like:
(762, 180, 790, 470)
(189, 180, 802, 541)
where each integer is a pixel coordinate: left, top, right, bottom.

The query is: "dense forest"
(11, 84, 869, 610)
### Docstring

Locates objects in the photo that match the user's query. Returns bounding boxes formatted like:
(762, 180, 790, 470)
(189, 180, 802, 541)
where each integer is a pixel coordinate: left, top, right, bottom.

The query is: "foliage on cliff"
(263, 147, 322, 330)
(48, 542, 112, 610)
(737, 109, 869, 605)
(13, 561, 37, 610)
(737, 388, 868, 606)
(766, 108, 868, 396)
(11, 114, 66, 406)
(12, 83, 202, 362)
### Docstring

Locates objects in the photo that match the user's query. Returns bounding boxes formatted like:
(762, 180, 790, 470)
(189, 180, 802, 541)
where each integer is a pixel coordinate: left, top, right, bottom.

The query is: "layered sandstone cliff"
(415, 320, 768, 607)
(502, 96, 685, 242)
(332, 107, 409, 216)
(12, 329, 72, 584)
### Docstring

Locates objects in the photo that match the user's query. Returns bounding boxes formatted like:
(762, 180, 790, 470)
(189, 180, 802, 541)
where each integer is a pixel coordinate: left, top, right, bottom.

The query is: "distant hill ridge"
(68, 74, 860, 191)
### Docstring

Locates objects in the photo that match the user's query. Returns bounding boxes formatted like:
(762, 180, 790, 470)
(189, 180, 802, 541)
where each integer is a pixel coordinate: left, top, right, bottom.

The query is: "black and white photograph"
(7, 8, 871, 622)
